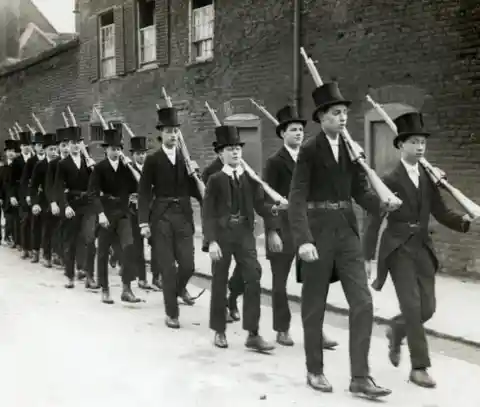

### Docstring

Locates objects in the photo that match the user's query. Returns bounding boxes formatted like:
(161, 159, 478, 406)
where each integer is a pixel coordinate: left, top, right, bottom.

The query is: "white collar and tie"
(71, 154, 82, 169)
(284, 144, 299, 162)
(135, 163, 143, 172)
(22, 153, 31, 162)
(325, 134, 340, 162)
(162, 145, 176, 165)
(401, 158, 420, 188)
(222, 164, 244, 180)
(108, 158, 119, 172)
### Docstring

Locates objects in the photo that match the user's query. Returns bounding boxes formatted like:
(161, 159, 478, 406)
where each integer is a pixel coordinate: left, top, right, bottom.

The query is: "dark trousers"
(269, 252, 295, 332)
(130, 210, 146, 281)
(210, 223, 262, 333)
(4, 210, 15, 241)
(9, 209, 21, 246)
(387, 238, 436, 369)
(301, 224, 372, 377)
(97, 215, 135, 290)
(41, 211, 57, 261)
(30, 211, 43, 251)
(20, 206, 32, 251)
(63, 212, 95, 280)
(151, 207, 195, 319)
(52, 216, 64, 258)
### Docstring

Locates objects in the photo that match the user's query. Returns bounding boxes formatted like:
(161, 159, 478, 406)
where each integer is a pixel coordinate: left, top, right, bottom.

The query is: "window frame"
(137, 0, 157, 66)
(99, 10, 116, 78)
(189, 0, 214, 63)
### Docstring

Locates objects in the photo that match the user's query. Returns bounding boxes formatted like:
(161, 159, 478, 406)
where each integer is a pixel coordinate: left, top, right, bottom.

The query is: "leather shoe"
(349, 376, 391, 398)
(307, 373, 333, 392)
(409, 369, 436, 388)
(85, 277, 100, 290)
(101, 290, 114, 304)
(165, 316, 180, 329)
(276, 332, 294, 346)
(180, 289, 195, 306)
(322, 332, 338, 350)
(30, 250, 39, 263)
(214, 332, 228, 348)
(138, 280, 153, 290)
(64, 279, 74, 289)
(386, 326, 401, 367)
(245, 334, 274, 352)
(121, 289, 141, 303)
(226, 309, 234, 323)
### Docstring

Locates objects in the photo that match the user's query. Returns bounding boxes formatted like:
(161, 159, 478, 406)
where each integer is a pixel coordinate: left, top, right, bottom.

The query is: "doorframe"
(364, 103, 414, 168)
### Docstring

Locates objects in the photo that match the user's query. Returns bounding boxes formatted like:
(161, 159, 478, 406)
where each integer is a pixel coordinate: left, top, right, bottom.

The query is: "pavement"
(1, 245, 480, 406)
(187, 237, 480, 348)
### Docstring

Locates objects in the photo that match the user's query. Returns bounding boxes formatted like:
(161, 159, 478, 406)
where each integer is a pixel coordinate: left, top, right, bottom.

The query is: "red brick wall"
(1, 0, 479, 277)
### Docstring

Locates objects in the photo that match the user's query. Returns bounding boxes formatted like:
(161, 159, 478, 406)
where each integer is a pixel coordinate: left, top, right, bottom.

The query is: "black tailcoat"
(288, 132, 381, 283)
(7, 154, 31, 204)
(363, 162, 468, 291)
(22, 155, 40, 201)
(137, 148, 201, 226)
(29, 158, 49, 209)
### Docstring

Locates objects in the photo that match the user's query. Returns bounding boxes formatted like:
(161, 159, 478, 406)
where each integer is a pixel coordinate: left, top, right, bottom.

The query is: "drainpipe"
(293, 0, 302, 115)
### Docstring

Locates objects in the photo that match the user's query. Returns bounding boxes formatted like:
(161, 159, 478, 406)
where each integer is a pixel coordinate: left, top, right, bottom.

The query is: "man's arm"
(138, 155, 154, 227)
(430, 182, 470, 233)
(261, 158, 281, 233)
(287, 145, 314, 248)
(201, 176, 218, 243)
(29, 162, 43, 206)
(87, 165, 104, 215)
(52, 160, 67, 208)
(351, 163, 382, 214)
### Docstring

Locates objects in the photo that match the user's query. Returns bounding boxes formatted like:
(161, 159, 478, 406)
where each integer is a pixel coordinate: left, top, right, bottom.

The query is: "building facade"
(0, 0, 479, 276)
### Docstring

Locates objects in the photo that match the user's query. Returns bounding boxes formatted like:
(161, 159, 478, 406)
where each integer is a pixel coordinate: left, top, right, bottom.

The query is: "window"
(99, 11, 116, 78)
(89, 122, 122, 143)
(138, 0, 156, 65)
(191, 0, 214, 62)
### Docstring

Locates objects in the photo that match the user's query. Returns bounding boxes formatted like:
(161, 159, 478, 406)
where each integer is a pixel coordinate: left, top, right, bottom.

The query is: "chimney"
(73, 0, 80, 34)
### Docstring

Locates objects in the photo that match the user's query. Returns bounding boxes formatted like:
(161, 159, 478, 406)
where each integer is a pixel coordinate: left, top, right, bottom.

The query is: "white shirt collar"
(222, 164, 244, 178)
(401, 158, 419, 174)
(22, 152, 31, 161)
(71, 154, 82, 168)
(37, 154, 45, 161)
(108, 158, 119, 171)
(284, 144, 299, 161)
(325, 134, 340, 145)
(136, 163, 143, 171)
(7, 159, 12, 165)
(162, 145, 176, 164)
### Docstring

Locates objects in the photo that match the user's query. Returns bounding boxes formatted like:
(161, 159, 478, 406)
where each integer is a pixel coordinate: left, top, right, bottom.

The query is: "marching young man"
(288, 82, 398, 397)
(8, 131, 33, 257)
(203, 125, 280, 351)
(138, 106, 202, 328)
(23, 132, 46, 263)
(88, 128, 141, 304)
(46, 128, 71, 267)
(128, 136, 153, 291)
(52, 126, 98, 290)
(264, 105, 338, 349)
(202, 143, 244, 323)
(1, 139, 20, 247)
(363, 111, 472, 388)
(29, 132, 58, 268)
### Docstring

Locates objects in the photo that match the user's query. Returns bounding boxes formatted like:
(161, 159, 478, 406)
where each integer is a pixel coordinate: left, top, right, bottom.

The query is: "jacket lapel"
(315, 132, 344, 198)
(395, 163, 420, 212)
(278, 146, 295, 174)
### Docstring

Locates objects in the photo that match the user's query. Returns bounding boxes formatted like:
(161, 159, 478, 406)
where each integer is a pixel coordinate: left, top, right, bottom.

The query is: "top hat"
(311, 82, 351, 122)
(156, 107, 180, 131)
(393, 112, 430, 149)
(61, 126, 83, 142)
(212, 125, 244, 151)
(101, 128, 123, 147)
(56, 127, 71, 142)
(18, 131, 32, 145)
(32, 132, 44, 145)
(4, 139, 17, 151)
(275, 105, 306, 138)
(130, 136, 148, 152)
(43, 133, 57, 148)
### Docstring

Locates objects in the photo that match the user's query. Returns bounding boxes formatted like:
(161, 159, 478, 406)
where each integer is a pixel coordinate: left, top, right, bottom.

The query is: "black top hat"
(4, 139, 17, 151)
(32, 132, 44, 145)
(393, 112, 430, 149)
(312, 82, 351, 122)
(18, 131, 32, 145)
(43, 133, 57, 148)
(56, 127, 71, 142)
(213, 125, 244, 151)
(101, 128, 123, 147)
(275, 105, 306, 138)
(156, 107, 180, 131)
(130, 136, 148, 152)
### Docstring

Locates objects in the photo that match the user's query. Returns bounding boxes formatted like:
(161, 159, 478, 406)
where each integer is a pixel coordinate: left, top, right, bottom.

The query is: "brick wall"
(1, 0, 479, 277)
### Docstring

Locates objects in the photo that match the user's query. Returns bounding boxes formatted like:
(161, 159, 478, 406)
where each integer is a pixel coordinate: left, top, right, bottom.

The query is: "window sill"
(186, 57, 214, 68)
(97, 75, 120, 83)
(137, 62, 159, 72)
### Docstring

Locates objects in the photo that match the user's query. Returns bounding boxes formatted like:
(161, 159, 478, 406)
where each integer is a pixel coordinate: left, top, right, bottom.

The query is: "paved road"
(1, 246, 479, 407)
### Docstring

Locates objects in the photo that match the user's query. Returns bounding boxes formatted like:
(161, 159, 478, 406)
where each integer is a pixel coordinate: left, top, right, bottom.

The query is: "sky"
(32, 0, 75, 33)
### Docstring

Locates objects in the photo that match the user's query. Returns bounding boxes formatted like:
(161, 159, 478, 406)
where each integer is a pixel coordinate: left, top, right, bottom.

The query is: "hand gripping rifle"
(300, 47, 402, 210)
(366, 95, 480, 220)
(160, 87, 205, 198)
(206, 100, 288, 207)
